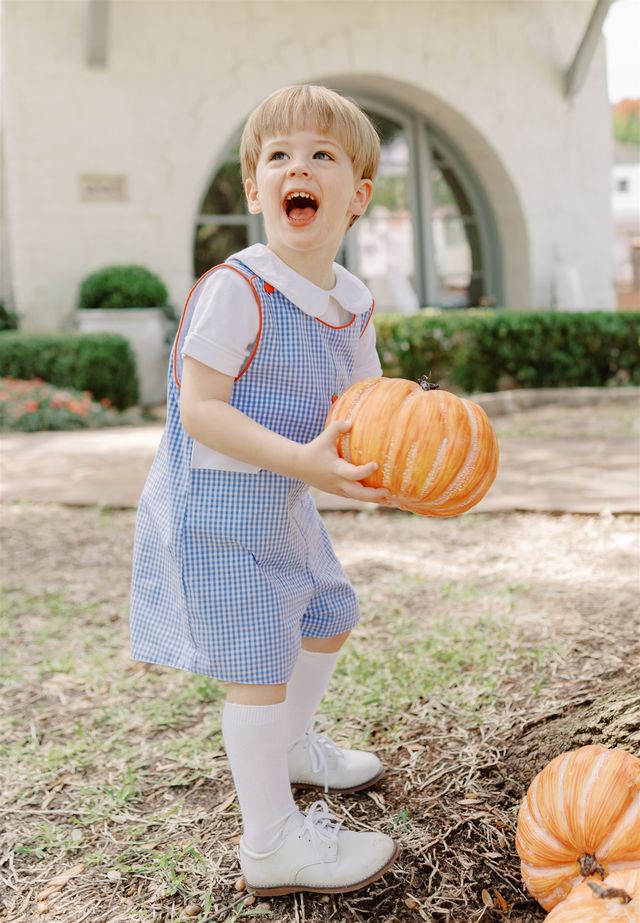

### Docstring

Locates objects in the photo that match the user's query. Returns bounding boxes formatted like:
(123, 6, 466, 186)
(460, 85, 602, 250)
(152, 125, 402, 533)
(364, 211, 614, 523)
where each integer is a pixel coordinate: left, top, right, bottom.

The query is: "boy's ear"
(245, 177, 261, 214)
(350, 178, 374, 217)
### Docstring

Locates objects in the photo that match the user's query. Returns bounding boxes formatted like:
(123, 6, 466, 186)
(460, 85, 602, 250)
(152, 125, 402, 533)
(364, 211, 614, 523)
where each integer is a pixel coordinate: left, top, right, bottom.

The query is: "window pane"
(200, 159, 245, 216)
(431, 159, 484, 307)
(354, 113, 418, 312)
(194, 223, 248, 277)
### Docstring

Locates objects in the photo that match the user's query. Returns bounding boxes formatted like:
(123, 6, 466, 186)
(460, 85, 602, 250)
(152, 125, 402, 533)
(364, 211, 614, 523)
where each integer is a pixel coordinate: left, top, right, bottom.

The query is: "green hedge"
(375, 310, 640, 392)
(0, 333, 139, 409)
(0, 301, 19, 331)
(78, 265, 169, 310)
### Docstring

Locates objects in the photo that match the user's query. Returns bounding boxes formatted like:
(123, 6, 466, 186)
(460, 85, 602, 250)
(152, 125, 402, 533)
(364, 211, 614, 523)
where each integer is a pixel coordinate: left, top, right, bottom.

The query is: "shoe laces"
(299, 800, 343, 854)
(304, 730, 346, 793)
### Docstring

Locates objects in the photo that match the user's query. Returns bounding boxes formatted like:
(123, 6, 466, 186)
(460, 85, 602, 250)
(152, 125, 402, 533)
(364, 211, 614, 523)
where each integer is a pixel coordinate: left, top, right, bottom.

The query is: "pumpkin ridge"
(516, 746, 640, 912)
(370, 382, 414, 488)
(428, 427, 500, 516)
(427, 467, 496, 516)
(445, 433, 500, 513)
(380, 388, 422, 491)
(428, 401, 479, 505)
(324, 376, 499, 517)
(578, 749, 615, 849)
(338, 377, 382, 464)
(554, 753, 573, 848)
(417, 436, 449, 502)
(518, 790, 578, 862)
(597, 792, 640, 860)
(417, 392, 470, 503)
(608, 859, 640, 872)
(400, 441, 420, 495)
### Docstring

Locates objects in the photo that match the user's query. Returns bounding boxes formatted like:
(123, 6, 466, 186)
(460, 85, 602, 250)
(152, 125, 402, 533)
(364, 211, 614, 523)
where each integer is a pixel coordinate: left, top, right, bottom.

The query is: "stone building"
(0, 0, 616, 332)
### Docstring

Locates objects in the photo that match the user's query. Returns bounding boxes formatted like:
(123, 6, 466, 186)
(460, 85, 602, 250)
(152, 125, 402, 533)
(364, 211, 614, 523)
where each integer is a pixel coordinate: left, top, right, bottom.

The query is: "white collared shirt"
(181, 244, 382, 472)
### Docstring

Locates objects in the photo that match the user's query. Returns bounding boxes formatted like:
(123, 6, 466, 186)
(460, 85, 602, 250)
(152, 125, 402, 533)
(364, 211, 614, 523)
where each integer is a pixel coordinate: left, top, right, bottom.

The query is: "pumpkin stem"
(587, 882, 632, 904)
(579, 854, 606, 879)
(417, 374, 440, 392)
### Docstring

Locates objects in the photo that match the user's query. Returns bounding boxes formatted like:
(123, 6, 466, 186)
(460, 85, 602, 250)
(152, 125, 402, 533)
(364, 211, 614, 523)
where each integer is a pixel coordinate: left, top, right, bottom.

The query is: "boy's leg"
(285, 630, 350, 742)
(224, 671, 397, 895)
(286, 631, 384, 794)
(301, 631, 351, 653)
(226, 683, 287, 705)
(222, 682, 296, 853)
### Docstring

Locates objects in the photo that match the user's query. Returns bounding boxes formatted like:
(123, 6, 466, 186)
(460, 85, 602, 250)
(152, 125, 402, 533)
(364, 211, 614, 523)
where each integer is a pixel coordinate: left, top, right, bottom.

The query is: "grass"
(3, 503, 638, 921)
(2, 576, 552, 920)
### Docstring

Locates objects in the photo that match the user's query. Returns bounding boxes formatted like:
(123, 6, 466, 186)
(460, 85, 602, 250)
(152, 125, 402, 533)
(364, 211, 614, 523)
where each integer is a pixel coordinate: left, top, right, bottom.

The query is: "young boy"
(130, 84, 398, 895)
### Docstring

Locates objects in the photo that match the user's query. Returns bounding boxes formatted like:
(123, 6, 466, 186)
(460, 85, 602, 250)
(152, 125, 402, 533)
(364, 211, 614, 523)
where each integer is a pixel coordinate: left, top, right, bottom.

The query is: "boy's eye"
(314, 151, 333, 160)
(269, 151, 288, 161)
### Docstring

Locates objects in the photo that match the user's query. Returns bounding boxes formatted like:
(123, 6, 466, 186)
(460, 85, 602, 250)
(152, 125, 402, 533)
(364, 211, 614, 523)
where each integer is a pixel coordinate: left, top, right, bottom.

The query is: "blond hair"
(240, 85, 380, 226)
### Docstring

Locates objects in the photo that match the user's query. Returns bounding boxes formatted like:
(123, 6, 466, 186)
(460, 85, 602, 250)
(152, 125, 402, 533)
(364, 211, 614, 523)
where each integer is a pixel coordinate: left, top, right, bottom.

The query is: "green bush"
(0, 301, 19, 331)
(0, 333, 139, 409)
(78, 265, 169, 310)
(375, 310, 640, 392)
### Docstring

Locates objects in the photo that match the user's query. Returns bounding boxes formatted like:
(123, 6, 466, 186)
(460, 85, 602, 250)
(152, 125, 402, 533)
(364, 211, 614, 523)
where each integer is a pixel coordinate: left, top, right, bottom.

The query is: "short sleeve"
(351, 318, 383, 383)
(181, 268, 260, 378)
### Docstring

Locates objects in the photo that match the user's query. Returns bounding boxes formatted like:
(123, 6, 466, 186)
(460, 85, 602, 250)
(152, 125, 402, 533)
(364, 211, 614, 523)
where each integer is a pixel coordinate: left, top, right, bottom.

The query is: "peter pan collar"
(230, 243, 372, 317)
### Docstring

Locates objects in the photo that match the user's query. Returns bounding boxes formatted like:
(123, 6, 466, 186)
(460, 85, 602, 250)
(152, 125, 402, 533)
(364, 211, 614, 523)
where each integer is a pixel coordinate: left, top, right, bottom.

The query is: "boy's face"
(244, 129, 372, 268)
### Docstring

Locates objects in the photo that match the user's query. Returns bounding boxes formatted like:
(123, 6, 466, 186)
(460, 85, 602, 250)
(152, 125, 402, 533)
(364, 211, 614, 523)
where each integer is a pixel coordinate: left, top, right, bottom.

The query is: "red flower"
(68, 398, 90, 416)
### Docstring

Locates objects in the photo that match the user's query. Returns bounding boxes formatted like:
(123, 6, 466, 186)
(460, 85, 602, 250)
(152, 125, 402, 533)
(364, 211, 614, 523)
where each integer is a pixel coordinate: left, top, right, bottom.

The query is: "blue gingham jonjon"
(129, 257, 373, 684)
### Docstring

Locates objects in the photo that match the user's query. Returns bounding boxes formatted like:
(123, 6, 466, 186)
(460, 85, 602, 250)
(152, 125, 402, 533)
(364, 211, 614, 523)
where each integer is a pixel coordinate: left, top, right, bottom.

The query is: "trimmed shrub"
(375, 310, 640, 392)
(0, 301, 19, 331)
(78, 265, 169, 310)
(0, 333, 139, 409)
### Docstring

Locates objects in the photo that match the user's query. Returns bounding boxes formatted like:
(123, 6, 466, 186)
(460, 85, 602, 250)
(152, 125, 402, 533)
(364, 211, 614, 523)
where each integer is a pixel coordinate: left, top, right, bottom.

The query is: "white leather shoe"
(288, 730, 384, 793)
(240, 800, 398, 896)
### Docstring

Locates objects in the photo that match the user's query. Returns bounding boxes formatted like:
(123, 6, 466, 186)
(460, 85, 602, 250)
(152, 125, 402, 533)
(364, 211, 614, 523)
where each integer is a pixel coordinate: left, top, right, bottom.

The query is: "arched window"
(194, 97, 502, 309)
(193, 154, 261, 275)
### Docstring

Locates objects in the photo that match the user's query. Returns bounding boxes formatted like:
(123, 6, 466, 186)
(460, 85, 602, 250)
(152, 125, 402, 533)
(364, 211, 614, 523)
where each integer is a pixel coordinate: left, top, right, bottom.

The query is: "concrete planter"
(76, 308, 169, 406)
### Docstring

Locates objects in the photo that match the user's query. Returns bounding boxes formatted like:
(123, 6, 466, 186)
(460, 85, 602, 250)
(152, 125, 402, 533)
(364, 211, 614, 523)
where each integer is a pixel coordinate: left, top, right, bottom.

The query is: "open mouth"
(283, 191, 319, 225)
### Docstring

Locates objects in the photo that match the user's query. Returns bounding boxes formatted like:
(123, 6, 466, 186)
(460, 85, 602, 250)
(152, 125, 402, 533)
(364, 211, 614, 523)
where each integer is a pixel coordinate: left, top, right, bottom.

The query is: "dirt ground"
(2, 496, 639, 922)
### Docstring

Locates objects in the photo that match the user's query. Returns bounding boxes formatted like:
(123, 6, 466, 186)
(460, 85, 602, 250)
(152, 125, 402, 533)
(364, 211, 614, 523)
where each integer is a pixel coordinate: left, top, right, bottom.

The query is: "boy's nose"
(287, 161, 311, 177)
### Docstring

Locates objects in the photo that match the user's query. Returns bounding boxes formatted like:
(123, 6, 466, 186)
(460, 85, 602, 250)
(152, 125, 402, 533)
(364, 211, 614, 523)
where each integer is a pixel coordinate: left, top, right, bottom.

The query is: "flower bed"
(0, 378, 124, 432)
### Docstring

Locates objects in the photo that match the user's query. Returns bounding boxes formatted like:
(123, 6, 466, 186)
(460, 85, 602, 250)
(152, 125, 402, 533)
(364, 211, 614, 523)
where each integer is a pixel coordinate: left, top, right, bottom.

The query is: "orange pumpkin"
(326, 376, 499, 517)
(516, 745, 640, 911)
(545, 869, 640, 922)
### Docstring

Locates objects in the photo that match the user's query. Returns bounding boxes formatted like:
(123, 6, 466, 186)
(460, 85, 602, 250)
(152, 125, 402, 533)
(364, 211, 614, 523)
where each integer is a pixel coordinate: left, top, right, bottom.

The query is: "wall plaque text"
(79, 174, 128, 202)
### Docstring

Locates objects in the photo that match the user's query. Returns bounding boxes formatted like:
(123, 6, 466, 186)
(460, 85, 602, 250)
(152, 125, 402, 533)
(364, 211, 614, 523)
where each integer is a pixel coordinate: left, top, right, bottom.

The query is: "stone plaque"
(79, 174, 128, 202)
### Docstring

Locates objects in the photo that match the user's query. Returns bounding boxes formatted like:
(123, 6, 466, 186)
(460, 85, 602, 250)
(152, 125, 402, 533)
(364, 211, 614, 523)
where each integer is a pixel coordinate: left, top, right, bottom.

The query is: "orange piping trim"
(316, 313, 356, 330)
(359, 299, 375, 337)
(316, 296, 375, 331)
(172, 264, 263, 388)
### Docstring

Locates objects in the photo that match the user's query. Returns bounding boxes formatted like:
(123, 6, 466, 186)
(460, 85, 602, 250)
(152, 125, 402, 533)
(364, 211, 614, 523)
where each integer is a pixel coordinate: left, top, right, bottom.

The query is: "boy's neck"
(266, 243, 336, 290)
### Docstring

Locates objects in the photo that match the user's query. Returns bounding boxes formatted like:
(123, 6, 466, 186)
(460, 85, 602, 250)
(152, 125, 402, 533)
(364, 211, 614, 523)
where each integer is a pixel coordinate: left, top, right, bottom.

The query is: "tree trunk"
(506, 669, 640, 788)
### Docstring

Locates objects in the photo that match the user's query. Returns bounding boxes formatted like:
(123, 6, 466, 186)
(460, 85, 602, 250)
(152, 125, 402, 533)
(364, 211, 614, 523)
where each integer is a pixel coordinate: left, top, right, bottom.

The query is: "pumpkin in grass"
(545, 869, 640, 922)
(326, 376, 499, 517)
(515, 745, 640, 911)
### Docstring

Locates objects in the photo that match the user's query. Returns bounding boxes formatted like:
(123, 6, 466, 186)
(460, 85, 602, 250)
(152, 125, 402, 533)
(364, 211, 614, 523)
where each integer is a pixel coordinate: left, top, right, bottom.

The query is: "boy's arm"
(179, 356, 390, 503)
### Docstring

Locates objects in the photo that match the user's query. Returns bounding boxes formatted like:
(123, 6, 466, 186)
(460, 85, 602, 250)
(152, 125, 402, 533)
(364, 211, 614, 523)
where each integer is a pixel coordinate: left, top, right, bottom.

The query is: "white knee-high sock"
(221, 701, 297, 854)
(285, 648, 340, 744)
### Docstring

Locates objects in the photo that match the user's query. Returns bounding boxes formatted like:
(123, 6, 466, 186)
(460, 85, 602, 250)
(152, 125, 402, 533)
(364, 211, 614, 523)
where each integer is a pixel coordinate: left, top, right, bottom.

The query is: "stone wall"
(1, 0, 615, 329)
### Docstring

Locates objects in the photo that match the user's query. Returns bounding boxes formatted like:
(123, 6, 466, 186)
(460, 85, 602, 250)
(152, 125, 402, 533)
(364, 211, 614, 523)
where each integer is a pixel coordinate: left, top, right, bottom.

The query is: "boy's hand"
(293, 420, 391, 503)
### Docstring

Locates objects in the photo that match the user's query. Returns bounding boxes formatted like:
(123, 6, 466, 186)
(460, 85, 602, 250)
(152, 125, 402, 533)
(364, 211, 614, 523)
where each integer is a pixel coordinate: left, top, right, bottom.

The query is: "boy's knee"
(301, 630, 351, 654)
(224, 683, 287, 705)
